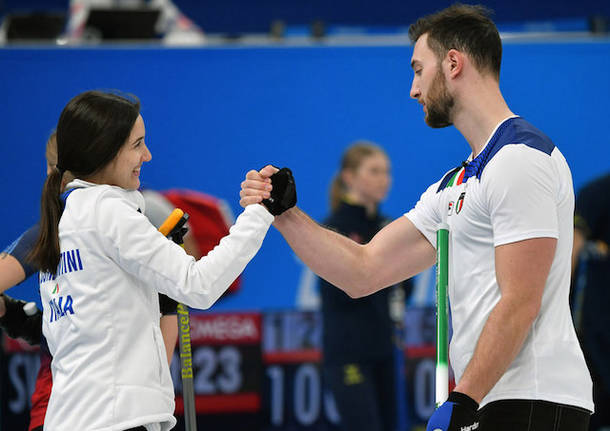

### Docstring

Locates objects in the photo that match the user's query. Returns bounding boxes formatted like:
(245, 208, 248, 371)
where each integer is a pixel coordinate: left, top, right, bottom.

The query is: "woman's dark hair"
(29, 90, 140, 274)
(408, 4, 502, 81)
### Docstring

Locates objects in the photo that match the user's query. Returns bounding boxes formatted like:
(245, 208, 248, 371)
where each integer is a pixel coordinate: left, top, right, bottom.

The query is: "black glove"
(0, 293, 42, 345)
(262, 167, 297, 215)
(159, 293, 178, 315)
(426, 391, 479, 431)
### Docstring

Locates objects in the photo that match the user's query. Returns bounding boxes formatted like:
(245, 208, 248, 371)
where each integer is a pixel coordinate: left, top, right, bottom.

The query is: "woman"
(319, 141, 408, 431)
(1, 131, 185, 431)
(29, 90, 274, 431)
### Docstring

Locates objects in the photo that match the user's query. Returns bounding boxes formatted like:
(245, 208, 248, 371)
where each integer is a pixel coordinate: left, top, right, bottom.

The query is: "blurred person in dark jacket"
(319, 141, 411, 431)
(572, 173, 610, 431)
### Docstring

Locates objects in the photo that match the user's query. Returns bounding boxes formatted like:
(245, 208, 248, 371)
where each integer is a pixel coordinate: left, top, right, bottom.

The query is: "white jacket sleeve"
(95, 189, 274, 309)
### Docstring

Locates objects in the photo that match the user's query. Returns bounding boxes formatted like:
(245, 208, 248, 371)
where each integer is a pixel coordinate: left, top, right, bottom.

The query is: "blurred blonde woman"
(319, 141, 409, 431)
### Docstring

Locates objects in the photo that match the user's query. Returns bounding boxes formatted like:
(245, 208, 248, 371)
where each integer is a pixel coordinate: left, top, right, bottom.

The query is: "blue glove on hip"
(426, 391, 479, 431)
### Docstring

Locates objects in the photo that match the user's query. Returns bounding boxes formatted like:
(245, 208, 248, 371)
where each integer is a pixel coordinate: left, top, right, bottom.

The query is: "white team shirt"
(39, 180, 274, 430)
(406, 117, 593, 411)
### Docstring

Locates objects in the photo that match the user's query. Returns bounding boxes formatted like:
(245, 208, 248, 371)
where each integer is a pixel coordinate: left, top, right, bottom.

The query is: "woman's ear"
(341, 169, 354, 190)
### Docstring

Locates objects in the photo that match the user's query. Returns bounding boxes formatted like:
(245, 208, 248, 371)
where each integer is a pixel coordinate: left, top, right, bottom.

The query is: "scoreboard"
(1, 307, 444, 431)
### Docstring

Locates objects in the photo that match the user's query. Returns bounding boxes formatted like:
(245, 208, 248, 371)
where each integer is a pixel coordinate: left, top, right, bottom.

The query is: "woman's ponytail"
(28, 168, 64, 274)
(329, 174, 345, 213)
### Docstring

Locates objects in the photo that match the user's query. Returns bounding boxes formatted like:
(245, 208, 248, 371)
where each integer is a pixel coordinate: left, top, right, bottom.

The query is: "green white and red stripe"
(446, 167, 466, 188)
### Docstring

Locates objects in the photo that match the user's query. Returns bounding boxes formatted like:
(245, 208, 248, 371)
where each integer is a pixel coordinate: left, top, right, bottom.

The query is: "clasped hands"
(240, 165, 297, 216)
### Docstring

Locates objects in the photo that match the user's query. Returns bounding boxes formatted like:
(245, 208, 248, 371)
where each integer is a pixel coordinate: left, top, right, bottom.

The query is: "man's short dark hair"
(409, 4, 502, 80)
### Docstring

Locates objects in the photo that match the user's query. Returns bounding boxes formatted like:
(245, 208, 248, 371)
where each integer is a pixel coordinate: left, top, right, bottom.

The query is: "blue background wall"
(2, 0, 609, 32)
(1, 39, 609, 310)
(175, 0, 610, 32)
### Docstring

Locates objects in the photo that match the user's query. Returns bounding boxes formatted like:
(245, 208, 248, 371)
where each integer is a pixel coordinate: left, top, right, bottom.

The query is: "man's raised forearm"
(273, 207, 376, 298)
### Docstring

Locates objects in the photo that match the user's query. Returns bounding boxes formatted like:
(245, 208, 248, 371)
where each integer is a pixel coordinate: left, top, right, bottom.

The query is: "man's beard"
(425, 67, 454, 128)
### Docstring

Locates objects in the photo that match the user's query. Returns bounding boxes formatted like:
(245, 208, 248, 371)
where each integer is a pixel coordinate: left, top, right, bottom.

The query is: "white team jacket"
(39, 179, 274, 431)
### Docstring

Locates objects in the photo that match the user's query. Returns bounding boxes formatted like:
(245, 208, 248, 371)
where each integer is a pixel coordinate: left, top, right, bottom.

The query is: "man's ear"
(446, 49, 464, 78)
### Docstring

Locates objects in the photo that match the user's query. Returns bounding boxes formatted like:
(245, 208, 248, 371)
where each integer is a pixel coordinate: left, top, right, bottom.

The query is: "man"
(241, 4, 593, 431)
